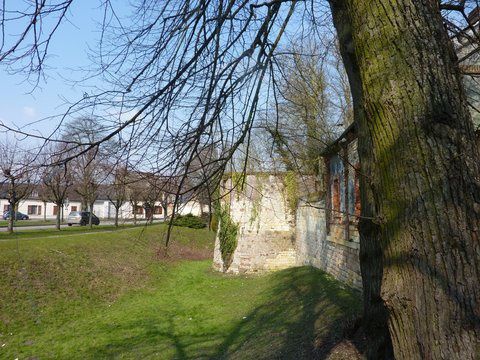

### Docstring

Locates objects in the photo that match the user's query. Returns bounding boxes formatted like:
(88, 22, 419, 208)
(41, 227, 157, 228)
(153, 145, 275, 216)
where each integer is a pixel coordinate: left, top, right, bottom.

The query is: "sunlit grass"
(0, 219, 59, 228)
(0, 222, 152, 240)
(0, 224, 361, 359)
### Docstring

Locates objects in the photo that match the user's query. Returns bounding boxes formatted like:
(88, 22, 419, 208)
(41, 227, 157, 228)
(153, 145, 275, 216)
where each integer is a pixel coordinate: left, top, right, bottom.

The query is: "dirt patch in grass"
(321, 340, 364, 360)
(156, 241, 213, 262)
(315, 317, 367, 359)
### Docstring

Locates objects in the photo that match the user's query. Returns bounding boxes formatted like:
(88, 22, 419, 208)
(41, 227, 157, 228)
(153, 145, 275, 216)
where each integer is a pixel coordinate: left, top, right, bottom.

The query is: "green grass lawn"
(0, 223, 151, 241)
(0, 219, 58, 227)
(0, 218, 158, 228)
(0, 224, 362, 359)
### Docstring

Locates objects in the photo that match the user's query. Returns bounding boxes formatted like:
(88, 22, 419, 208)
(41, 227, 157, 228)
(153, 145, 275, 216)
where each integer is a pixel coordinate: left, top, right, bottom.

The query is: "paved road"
(0, 219, 164, 232)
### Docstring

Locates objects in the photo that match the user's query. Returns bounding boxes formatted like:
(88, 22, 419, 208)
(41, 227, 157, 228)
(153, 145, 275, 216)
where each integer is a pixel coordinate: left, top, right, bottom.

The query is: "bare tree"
(263, 40, 343, 175)
(186, 143, 222, 227)
(160, 192, 173, 221)
(105, 165, 128, 227)
(42, 165, 72, 230)
(37, 143, 74, 230)
(140, 174, 159, 224)
(38, 182, 50, 222)
(72, 153, 102, 227)
(64, 117, 107, 227)
(1, 1, 299, 210)
(125, 173, 145, 225)
(0, 141, 34, 233)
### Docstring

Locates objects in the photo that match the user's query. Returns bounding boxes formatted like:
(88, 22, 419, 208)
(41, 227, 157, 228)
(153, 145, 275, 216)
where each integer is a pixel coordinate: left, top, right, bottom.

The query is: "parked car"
(2, 211, 29, 220)
(67, 211, 100, 226)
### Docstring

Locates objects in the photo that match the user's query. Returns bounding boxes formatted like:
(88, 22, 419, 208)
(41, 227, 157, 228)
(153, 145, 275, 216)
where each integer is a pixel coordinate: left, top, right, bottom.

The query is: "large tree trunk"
(329, 2, 393, 358)
(329, 0, 480, 358)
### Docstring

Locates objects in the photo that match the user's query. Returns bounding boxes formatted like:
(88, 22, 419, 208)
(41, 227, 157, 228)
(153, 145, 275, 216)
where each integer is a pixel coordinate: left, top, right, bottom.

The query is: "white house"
(0, 186, 207, 221)
(0, 198, 173, 221)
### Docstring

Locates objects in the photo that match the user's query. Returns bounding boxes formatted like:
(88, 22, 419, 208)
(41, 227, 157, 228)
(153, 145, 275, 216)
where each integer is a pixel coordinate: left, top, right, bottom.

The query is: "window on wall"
(134, 206, 144, 215)
(3, 205, 10, 212)
(154, 206, 163, 215)
(53, 206, 58, 215)
(332, 178, 341, 218)
(354, 169, 361, 218)
(27, 205, 42, 215)
(71, 206, 77, 212)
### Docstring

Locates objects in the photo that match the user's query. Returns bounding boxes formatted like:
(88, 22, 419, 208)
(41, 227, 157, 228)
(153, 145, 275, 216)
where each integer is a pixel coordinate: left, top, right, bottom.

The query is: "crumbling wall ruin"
(213, 174, 297, 273)
(213, 135, 362, 290)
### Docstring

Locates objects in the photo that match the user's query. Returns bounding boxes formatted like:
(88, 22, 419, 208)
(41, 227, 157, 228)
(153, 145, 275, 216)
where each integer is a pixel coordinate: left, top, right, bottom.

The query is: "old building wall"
(213, 174, 298, 273)
(212, 147, 362, 290)
(295, 200, 361, 290)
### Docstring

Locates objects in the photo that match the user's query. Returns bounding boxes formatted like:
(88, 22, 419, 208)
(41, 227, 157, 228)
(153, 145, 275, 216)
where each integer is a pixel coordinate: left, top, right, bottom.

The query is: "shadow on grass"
(214, 267, 363, 360)
(81, 266, 362, 360)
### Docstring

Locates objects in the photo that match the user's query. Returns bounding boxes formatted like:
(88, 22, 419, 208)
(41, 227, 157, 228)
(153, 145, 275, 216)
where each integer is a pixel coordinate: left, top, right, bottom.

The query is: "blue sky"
(0, 1, 338, 150)
(0, 2, 120, 138)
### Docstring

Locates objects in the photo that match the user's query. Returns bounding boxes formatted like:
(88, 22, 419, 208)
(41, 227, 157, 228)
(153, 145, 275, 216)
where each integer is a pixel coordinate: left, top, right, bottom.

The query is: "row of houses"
(0, 185, 209, 221)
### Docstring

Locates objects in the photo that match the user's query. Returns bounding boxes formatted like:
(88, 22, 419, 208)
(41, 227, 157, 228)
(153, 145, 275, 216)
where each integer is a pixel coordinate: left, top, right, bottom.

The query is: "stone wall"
(213, 174, 297, 273)
(212, 173, 362, 291)
(295, 200, 361, 289)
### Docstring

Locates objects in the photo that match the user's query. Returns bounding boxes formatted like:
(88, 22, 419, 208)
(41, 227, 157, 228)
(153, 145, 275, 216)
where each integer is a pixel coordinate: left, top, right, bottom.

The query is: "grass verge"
(0, 223, 153, 241)
(0, 219, 58, 228)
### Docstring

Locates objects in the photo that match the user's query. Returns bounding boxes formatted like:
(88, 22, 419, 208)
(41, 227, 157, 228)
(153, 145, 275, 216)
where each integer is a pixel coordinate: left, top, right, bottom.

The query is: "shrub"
(210, 213, 219, 232)
(284, 171, 299, 215)
(218, 207, 238, 270)
(172, 214, 206, 229)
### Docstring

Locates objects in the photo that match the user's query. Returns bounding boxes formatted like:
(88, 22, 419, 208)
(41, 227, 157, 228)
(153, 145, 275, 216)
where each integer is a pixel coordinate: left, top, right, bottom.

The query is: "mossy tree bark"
(329, 0, 480, 358)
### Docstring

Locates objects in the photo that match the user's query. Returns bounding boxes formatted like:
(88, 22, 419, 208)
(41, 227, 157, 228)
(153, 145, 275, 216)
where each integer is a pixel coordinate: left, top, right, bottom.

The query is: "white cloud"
(22, 106, 36, 118)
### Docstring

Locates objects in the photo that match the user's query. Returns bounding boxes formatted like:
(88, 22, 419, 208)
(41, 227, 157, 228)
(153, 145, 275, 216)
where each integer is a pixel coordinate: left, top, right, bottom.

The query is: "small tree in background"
(126, 175, 145, 225)
(142, 173, 164, 224)
(64, 117, 107, 227)
(72, 152, 102, 227)
(39, 143, 74, 230)
(0, 142, 34, 233)
(105, 165, 128, 227)
(42, 165, 72, 230)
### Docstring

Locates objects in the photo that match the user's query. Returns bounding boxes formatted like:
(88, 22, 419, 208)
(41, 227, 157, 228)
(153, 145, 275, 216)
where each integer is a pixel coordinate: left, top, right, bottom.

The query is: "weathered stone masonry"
(296, 199, 361, 289)
(296, 125, 362, 289)
(213, 126, 362, 290)
(213, 175, 298, 273)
